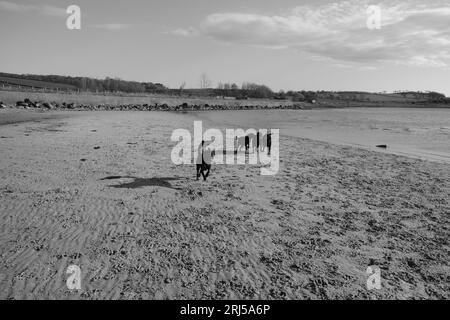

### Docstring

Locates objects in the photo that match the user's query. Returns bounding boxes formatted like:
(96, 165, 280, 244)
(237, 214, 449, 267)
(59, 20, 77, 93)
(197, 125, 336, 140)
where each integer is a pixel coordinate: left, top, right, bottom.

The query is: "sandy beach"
(0, 109, 448, 299)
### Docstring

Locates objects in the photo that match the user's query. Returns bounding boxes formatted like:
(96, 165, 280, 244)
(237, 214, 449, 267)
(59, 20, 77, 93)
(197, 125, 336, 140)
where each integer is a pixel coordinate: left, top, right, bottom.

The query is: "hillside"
(0, 72, 449, 107)
(0, 76, 78, 91)
(0, 72, 166, 94)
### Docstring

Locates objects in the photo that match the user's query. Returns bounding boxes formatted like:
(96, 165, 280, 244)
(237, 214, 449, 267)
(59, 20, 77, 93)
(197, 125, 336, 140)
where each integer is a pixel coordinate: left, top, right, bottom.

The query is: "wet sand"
(0, 110, 449, 299)
(0, 109, 77, 126)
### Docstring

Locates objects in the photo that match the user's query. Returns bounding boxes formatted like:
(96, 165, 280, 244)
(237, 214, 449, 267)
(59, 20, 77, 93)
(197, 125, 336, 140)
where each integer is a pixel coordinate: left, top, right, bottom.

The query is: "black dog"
(196, 143, 215, 181)
(196, 161, 211, 181)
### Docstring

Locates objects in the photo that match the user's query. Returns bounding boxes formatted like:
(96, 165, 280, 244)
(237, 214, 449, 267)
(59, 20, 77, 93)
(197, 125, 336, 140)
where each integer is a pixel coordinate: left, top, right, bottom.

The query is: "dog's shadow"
(101, 176, 185, 190)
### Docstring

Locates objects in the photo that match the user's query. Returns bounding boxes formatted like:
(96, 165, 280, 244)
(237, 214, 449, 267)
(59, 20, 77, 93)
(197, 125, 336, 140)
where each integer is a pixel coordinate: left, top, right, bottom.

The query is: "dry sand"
(0, 110, 448, 299)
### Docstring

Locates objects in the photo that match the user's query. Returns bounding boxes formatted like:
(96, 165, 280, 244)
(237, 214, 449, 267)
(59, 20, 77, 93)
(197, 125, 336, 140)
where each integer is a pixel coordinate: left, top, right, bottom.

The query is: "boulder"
(16, 101, 29, 108)
(43, 102, 54, 109)
(24, 98, 37, 108)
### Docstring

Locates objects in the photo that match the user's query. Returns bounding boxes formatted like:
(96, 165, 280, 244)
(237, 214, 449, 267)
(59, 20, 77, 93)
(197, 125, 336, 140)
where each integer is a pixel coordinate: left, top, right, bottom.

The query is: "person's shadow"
(101, 176, 184, 190)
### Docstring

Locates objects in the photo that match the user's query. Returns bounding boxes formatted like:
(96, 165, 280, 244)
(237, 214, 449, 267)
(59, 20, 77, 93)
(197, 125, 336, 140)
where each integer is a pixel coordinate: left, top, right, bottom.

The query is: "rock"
(0, 102, 5, 108)
(16, 101, 28, 108)
(24, 98, 37, 108)
(43, 102, 54, 109)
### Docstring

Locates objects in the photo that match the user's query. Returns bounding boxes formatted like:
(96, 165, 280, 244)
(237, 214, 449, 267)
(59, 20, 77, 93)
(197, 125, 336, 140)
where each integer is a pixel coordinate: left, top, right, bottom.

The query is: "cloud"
(172, 0, 450, 67)
(91, 23, 132, 31)
(0, 1, 21, 11)
(0, 1, 66, 17)
(0, 1, 131, 31)
(40, 5, 66, 17)
(169, 27, 199, 37)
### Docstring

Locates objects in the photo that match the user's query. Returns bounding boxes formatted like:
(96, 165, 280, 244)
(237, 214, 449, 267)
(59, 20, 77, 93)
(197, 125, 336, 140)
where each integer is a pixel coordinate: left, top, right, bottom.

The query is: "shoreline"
(1, 90, 449, 113)
(2, 108, 450, 165)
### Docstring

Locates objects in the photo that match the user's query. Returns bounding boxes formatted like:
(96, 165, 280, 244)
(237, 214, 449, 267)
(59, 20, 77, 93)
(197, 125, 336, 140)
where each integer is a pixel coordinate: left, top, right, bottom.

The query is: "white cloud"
(168, 27, 199, 37)
(172, 0, 450, 67)
(0, 1, 66, 17)
(0, 1, 22, 12)
(40, 5, 66, 17)
(91, 24, 132, 31)
(0, 1, 132, 31)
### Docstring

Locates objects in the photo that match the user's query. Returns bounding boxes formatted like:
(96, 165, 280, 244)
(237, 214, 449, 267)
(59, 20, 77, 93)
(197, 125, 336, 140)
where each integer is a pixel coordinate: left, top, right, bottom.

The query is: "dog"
(196, 147, 215, 181)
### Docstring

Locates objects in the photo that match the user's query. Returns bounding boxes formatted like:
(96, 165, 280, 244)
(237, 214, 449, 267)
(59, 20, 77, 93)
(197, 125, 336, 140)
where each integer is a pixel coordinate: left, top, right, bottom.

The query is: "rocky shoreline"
(0, 98, 311, 112)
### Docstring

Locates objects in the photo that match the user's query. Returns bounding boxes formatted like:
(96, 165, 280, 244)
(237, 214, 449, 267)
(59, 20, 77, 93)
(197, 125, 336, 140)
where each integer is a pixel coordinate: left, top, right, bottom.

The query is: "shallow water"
(192, 108, 450, 164)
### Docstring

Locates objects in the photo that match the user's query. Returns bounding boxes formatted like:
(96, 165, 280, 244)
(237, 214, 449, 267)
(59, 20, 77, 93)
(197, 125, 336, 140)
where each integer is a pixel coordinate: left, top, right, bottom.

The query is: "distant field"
(0, 76, 77, 91)
(359, 93, 420, 102)
(0, 89, 295, 107)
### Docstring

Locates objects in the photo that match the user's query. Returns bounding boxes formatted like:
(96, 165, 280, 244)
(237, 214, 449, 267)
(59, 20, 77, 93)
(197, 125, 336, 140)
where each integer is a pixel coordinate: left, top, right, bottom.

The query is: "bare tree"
(199, 73, 212, 89)
(179, 81, 186, 95)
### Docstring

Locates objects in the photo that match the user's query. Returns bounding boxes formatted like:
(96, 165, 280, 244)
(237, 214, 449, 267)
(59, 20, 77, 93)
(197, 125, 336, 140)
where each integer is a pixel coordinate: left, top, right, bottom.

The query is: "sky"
(0, 0, 449, 95)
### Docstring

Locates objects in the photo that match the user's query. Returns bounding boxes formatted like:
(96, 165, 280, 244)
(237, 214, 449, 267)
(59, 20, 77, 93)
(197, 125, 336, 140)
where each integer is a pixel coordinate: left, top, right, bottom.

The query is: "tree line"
(0, 72, 167, 94)
(0, 72, 312, 100)
(4, 72, 445, 102)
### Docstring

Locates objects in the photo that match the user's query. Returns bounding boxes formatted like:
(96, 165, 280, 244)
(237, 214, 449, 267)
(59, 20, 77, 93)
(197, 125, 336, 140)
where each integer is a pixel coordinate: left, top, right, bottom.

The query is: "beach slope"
(0, 110, 448, 299)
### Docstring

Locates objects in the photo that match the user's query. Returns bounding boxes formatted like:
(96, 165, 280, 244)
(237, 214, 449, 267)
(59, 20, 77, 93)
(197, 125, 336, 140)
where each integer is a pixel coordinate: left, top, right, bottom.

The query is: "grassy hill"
(0, 76, 78, 91)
